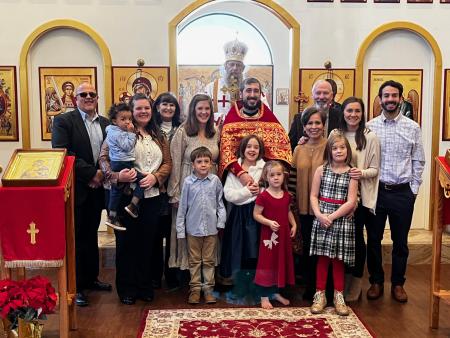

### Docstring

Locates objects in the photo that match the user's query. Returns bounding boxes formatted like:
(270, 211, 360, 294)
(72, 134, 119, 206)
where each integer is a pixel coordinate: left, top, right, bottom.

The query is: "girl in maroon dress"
(253, 160, 297, 309)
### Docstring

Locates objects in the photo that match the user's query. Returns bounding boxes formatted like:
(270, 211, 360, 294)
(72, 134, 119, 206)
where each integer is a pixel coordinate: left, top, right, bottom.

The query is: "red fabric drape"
(0, 156, 74, 267)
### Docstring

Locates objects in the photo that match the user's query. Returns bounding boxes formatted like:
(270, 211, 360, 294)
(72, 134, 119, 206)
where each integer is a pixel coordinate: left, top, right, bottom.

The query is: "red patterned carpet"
(137, 307, 374, 338)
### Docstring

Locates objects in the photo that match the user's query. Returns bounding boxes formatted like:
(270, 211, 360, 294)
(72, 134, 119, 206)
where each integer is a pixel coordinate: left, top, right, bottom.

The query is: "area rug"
(137, 307, 374, 338)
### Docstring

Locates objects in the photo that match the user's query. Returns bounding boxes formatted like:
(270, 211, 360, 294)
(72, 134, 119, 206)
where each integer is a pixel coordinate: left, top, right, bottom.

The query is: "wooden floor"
(37, 264, 450, 338)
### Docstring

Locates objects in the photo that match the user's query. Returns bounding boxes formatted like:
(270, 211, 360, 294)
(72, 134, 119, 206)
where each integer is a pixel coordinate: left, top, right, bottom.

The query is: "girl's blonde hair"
(324, 130, 352, 166)
(259, 160, 288, 191)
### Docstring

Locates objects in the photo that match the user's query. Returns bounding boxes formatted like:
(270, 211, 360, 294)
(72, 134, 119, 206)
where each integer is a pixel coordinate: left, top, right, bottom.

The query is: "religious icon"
(276, 88, 289, 105)
(0, 66, 18, 141)
(367, 69, 423, 125)
(299, 68, 355, 107)
(2, 149, 66, 186)
(39, 67, 97, 141)
(112, 66, 169, 104)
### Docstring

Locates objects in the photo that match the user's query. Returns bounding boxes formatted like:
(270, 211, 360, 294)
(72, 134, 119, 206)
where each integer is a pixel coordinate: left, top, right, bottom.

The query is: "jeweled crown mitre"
(224, 38, 248, 63)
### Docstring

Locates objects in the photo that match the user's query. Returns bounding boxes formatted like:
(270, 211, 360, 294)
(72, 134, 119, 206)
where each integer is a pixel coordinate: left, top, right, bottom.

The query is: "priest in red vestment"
(219, 77, 292, 181)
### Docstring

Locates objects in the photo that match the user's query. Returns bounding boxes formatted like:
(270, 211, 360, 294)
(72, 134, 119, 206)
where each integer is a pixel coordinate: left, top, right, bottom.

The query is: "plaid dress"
(310, 164, 355, 266)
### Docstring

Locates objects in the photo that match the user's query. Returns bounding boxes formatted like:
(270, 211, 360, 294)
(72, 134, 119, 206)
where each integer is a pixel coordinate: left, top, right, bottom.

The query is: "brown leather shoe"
(391, 285, 408, 303)
(367, 283, 384, 300)
(188, 291, 200, 304)
(204, 292, 217, 304)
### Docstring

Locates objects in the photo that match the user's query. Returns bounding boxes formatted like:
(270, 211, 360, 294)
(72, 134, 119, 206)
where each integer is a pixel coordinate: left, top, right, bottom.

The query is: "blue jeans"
(109, 160, 144, 212)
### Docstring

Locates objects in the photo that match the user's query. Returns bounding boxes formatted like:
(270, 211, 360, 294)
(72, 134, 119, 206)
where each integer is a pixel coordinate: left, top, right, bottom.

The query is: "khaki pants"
(187, 234, 217, 293)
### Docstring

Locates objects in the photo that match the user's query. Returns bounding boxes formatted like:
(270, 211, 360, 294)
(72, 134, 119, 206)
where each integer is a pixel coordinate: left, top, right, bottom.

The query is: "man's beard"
(381, 100, 400, 113)
(243, 97, 261, 111)
(314, 101, 329, 110)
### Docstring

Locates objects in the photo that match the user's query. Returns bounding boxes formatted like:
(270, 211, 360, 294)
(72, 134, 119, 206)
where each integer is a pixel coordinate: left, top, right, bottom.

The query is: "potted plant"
(0, 276, 57, 338)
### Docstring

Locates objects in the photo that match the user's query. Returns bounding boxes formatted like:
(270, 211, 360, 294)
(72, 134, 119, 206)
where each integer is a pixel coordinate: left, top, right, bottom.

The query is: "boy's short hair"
(108, 102, 131, 121)
(190, 146, 213, 162)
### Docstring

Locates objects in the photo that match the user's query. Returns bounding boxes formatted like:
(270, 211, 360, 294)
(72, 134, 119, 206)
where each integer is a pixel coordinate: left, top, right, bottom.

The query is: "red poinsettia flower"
(0, 276, 57, 322)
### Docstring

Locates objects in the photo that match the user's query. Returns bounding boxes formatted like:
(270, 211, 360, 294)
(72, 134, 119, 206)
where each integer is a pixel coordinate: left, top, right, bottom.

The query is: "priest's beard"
(225, 72, 244, 87)
(243, 97, 262, 112)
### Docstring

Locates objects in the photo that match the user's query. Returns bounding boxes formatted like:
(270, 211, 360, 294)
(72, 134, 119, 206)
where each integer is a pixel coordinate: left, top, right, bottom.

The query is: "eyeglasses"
(77, 92, 97, 98)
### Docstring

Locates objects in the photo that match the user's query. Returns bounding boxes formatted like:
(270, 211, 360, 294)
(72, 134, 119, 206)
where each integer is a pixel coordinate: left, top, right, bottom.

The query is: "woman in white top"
(333, 96, 380, 301)
(99, 93, 172, 305)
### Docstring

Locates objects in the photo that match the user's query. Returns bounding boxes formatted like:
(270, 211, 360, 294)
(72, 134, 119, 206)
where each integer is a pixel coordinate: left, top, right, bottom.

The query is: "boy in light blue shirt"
(176, 146, 226, 305)
(104, 103, 144, 231)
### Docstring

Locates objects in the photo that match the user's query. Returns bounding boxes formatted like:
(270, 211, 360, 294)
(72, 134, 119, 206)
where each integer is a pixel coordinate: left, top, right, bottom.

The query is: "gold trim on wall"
(355, 21, 443, 230)
(168, 0, 300, 123)
(19, 19, 112, 149)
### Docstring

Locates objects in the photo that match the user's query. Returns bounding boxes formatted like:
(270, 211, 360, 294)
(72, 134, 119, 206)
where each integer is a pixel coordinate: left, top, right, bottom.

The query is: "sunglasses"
(77, 92, 98, 98)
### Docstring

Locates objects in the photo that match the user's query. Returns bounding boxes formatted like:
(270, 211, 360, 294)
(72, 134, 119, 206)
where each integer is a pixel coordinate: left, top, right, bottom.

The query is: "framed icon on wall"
(0, 66, 18, 141)
(39, 67, 97, 141)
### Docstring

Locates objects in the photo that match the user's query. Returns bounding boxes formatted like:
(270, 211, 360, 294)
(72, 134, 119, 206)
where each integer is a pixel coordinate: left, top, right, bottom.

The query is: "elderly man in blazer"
(52, 82, 111, 307)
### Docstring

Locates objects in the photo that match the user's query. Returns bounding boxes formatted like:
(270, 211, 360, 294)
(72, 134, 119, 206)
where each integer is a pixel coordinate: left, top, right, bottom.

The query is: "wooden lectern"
(0, 155, 77, 338)
(430, 156, 450, 328)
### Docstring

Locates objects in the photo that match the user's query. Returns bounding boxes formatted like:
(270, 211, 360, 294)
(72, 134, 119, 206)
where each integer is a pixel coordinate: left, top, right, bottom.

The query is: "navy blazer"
(52, 109, 109, 205)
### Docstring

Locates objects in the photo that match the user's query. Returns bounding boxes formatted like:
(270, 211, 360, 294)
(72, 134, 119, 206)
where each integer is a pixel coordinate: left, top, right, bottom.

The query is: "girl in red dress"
(253, 160, 297, 309)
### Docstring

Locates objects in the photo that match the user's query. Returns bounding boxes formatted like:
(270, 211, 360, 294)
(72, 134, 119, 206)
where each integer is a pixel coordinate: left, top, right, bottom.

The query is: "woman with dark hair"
(334, 96, 380, 302)
(151, 92, 182, 290)
(99, 93, 172, 305)
(290, 106, 328, 300)
(153, 92, 182, 137)
(167, 93, 220, 271)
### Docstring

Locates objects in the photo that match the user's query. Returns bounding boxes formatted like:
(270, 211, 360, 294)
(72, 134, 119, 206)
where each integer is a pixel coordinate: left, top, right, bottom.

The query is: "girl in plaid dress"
(309, 132, 358, 316)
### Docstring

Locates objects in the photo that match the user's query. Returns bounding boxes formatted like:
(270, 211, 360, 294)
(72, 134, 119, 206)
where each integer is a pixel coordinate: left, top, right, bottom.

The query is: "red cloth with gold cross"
(0, 156, 75, 268)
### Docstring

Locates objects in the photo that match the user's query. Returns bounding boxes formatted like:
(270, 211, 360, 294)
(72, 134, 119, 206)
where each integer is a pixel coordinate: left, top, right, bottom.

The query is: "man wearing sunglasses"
(52, 82, 111, 307)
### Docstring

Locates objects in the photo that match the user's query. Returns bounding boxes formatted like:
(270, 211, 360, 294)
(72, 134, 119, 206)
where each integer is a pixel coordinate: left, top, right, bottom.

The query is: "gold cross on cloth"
(27, 221, 40, 245)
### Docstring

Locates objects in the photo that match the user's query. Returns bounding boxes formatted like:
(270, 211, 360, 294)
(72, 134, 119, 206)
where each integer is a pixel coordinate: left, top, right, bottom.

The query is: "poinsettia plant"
(0, 275, 57, 331)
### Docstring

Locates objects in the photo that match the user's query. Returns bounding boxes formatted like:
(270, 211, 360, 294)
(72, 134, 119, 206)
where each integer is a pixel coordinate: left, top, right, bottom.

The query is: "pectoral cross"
(27, 221, 39, 245)
(221, 76, 240, 102)
(228, 77, 240, 101)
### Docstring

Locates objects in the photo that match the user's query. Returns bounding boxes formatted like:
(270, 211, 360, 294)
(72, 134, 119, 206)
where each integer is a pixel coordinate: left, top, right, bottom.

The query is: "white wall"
(0, 0, 449, 228)
(28, 29, 104, 149)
